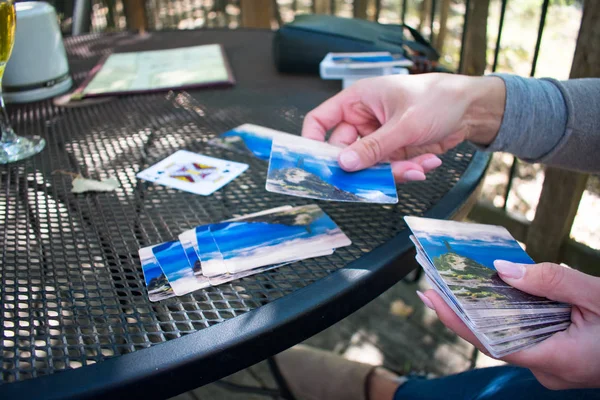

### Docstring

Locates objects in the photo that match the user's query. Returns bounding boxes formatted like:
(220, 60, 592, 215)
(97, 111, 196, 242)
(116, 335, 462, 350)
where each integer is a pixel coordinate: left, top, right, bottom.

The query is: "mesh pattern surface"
(0, 30, 476, 384)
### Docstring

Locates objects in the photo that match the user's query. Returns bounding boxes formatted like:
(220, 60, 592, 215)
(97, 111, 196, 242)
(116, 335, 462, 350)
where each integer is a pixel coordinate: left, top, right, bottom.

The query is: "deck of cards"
(319, 52, 412, 89)
(140, 205, 351, 301)
(405, 217, 571, 358)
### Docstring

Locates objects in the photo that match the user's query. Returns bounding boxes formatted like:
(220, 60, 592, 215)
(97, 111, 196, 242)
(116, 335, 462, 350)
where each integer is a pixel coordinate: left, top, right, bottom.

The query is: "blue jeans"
(394, 366, 600, 400)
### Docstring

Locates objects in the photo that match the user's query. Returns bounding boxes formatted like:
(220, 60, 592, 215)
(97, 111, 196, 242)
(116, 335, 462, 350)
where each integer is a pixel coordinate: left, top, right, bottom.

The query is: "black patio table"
(0, 29, 489, 400)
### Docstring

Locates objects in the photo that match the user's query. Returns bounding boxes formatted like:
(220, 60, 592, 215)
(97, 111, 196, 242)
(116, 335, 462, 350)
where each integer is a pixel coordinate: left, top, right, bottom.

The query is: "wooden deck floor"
(171, 273, 503, 399)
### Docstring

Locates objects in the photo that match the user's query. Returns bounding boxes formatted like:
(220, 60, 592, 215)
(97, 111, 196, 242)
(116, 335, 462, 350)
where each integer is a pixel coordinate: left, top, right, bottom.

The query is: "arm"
(478, 75, 600, 173)
(301, 73, 600, 180)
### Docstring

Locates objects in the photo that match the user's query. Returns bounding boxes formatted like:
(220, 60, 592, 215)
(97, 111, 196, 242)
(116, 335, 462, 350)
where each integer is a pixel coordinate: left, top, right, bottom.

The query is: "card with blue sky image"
(208, 124, 296, 160)
(177, 205, 340, 280)
(407, 217, 571, 357)
(139, 246, 176, 302)
(406, 217, 570, 313)
(266, 135, 398, 204)
(136, 150, 248, 195)
(208, 204, 350, 274)
(149, 240, 210, 296)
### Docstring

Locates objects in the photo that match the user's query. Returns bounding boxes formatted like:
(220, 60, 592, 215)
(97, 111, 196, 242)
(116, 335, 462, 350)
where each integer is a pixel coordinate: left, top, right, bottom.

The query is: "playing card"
(207, 249, 335, 286)
(209, 204, 351, 274)
(178, 206, 295, 278)
(137, 150, 248, 195)
(406, 217, 570, 312)
(139, 245, 176, 302)
(266, 135, 398, 204)
(320, 52, 413, 80)
(208, 124, 296, 160)
(151, 240, 211, 296)
(408, 217, 572, 357)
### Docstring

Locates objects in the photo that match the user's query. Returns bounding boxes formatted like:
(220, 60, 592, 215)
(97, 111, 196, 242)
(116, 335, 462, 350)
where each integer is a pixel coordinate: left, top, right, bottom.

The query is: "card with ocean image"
(151, 240, 210, 296)
(178, 206, 295, 278)
(266, 135, 398, 204)
(139, 246, 176, 302)
(208, 124, 295, 160)
(406, 217, 570, 313)
(208, 204, 351, 274)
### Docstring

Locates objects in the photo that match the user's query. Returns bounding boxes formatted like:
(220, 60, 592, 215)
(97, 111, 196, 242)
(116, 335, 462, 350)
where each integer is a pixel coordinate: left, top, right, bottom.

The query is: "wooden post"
(123, 0, 147, 33)
(354, 0, 368, 19)
(314, 0, 331, 14)
(240, 0, 272, 28)
(525, 0, 598, 263)
(459, 0, 490, 75)
(418, 0, 432, 31)
(436, 0, 451, 53)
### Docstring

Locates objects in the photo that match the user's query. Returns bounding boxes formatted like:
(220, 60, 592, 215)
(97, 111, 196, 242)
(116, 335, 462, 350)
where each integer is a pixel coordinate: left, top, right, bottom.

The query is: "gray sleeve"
(479, 73, 600, 173)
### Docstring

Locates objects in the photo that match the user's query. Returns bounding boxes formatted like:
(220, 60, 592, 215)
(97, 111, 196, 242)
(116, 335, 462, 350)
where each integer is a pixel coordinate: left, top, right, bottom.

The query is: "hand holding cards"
(405, 217, 571, 358)
(140, 205, 351, 302)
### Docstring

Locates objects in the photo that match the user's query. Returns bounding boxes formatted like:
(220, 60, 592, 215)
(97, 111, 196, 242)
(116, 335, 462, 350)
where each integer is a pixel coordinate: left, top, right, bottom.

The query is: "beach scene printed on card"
(208, 124, 296, 160)
(207, 205, 351, 274)
(151, 240, 211, 296)
(139, 246, 176, 302)
(406, 217, 570, 312)
(266, 135, 398, 204)
(136, 150, 248, 195)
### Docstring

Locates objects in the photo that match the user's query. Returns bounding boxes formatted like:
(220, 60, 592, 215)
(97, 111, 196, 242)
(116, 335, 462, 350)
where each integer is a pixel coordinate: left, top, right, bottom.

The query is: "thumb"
(493, 260, 600, 308)
(338, 122, 408, 171)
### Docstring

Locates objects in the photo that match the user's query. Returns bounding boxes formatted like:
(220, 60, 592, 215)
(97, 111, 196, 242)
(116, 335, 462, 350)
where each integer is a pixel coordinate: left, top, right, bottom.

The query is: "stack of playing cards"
(319, 52, 412, 89)
(140, 205, 351, 302)
(208, 124, 398, 204)
(405, 217, 571, 358)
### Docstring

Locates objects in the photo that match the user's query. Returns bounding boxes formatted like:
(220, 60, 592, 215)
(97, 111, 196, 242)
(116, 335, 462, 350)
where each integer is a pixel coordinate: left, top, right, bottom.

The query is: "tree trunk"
(436, 0, 451, 54)
(240, 0, 272, 28)
(418, 0, 432, 32)
(460, 0, 490, 75)
(525, 0, 598, 263)
(314, 0, 331, 14)
(123, 0, 148, 33)
(354, 0, 368, 19)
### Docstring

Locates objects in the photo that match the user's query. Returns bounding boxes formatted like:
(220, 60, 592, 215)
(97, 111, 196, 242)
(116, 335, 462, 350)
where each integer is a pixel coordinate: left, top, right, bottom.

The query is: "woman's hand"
(301, 73, 506, 182)
(419, 261, 600, 390)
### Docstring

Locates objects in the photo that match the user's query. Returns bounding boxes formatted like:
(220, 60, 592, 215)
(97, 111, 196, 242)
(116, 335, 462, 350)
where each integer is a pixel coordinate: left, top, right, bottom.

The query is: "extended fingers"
(302, 91, 359, 142)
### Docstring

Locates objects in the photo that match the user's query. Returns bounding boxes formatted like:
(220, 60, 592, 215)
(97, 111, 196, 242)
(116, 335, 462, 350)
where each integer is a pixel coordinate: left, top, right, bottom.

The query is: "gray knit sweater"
(484, 74, 600, 173)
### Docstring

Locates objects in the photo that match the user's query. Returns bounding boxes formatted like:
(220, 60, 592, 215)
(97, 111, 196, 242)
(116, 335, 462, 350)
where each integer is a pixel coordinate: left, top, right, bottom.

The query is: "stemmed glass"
(0, 0, 45, 164)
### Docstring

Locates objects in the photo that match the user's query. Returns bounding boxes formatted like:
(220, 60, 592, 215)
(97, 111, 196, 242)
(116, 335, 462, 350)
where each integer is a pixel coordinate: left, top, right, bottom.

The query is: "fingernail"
(494, 260, 525, 279)
(416, 290, 435, 310)
(421, 157, 442, 170)
(403, 170, 426, 181)
(339, 150, 361, 170)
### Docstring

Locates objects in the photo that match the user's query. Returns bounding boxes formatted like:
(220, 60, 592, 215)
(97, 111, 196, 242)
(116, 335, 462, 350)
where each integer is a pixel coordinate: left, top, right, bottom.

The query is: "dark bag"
(273, 14, 443, 74)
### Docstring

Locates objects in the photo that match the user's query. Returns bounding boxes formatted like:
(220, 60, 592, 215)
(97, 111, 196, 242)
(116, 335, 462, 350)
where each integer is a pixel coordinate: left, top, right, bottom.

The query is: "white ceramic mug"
(3, 1, 73, 103)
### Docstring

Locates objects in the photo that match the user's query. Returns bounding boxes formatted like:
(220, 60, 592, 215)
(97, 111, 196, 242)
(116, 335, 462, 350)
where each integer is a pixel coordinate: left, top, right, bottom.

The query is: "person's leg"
(275, 345, 404, 400)
(394, 365, 600, 400)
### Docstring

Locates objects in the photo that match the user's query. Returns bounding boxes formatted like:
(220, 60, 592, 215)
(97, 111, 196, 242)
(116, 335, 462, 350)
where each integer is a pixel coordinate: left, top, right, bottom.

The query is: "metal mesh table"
(0, 30, 489, 399)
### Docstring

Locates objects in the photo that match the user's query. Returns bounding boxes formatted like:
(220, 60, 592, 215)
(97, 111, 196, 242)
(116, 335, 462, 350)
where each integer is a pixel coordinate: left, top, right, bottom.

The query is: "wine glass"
(0, 0, 45, 164)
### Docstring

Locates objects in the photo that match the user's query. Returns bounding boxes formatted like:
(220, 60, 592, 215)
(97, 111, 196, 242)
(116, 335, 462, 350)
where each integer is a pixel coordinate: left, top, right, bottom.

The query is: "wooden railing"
(49, 0, 600, 274)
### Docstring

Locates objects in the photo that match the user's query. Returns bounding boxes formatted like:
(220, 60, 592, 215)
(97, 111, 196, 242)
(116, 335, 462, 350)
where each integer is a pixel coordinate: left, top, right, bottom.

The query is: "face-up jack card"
(137, 150, 248, 195)
(139, 245, 176, 302)
(266, 135, 398, 204)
